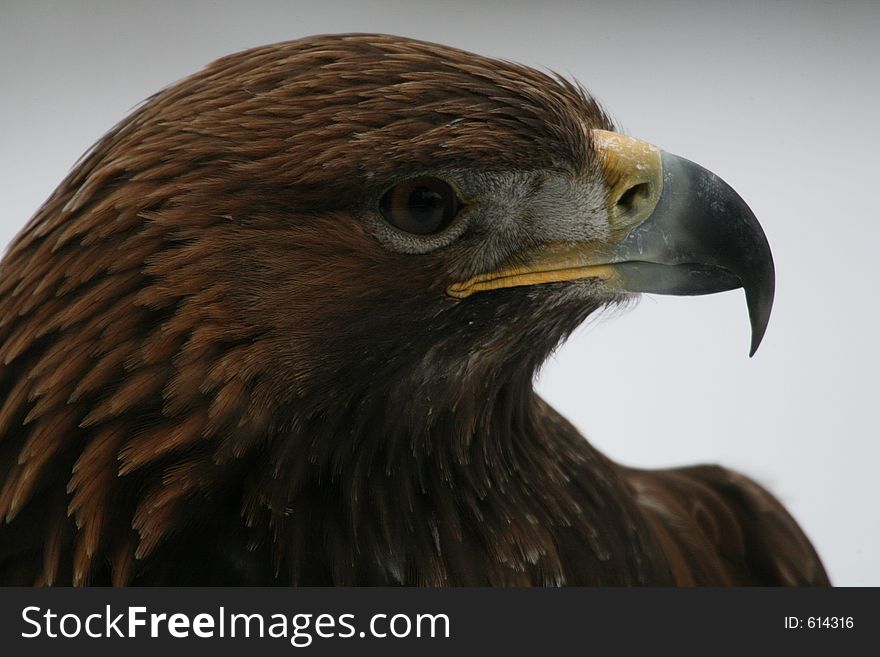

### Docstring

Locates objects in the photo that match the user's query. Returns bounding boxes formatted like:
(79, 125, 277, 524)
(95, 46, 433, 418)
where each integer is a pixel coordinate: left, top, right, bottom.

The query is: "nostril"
(616, 182, 652, 213)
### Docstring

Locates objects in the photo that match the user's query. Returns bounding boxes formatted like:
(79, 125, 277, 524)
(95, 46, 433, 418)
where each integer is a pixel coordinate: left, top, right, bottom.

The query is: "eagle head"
(0, 34, 778, 585)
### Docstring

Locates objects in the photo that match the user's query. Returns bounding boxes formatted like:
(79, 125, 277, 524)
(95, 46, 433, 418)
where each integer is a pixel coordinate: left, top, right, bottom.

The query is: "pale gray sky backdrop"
(1, 0, 877, 585)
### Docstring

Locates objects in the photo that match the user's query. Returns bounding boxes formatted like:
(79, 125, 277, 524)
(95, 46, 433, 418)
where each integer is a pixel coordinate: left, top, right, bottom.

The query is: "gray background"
(1, 0, 877, 585)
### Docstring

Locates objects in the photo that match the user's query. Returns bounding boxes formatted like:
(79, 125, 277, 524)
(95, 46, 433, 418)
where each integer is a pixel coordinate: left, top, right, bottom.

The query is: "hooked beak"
(448, 130, 775, 356)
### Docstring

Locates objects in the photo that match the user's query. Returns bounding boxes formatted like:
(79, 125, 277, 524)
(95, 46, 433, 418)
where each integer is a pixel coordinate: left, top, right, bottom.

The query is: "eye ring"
(378, 176, 463, 235)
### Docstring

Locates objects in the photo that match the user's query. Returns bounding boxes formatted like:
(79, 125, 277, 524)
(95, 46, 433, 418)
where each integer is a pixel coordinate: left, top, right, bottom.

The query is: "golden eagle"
(0, 34, 827, 586)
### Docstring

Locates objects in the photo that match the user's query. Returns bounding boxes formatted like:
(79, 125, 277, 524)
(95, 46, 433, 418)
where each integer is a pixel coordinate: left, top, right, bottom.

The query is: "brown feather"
(0, 34, 827, 586)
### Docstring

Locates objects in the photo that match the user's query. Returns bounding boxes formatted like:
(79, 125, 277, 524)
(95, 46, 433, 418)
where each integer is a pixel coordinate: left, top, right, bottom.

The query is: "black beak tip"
(747, 305, 772, 357)
(748, 329, 764, 358)
(745, 266, 775, 357)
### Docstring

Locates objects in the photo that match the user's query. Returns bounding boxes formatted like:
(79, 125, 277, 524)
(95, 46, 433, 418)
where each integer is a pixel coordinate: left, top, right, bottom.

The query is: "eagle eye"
(379, 177, 462, 235)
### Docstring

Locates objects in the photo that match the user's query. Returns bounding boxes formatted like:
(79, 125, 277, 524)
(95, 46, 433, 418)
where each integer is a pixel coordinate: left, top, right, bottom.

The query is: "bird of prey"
(0, 34, 827, 586)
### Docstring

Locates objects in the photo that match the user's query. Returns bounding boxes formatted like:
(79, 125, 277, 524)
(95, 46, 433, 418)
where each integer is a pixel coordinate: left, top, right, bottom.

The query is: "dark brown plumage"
(0, 34, 827, 586)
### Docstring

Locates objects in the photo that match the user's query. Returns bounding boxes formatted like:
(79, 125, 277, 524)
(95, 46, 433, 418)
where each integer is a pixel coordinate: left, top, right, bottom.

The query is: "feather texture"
(0, 34, 827, 586)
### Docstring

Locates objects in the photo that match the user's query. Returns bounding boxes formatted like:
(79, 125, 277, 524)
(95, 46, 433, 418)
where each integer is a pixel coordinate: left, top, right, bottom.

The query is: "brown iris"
(379, 177, 462, 235)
